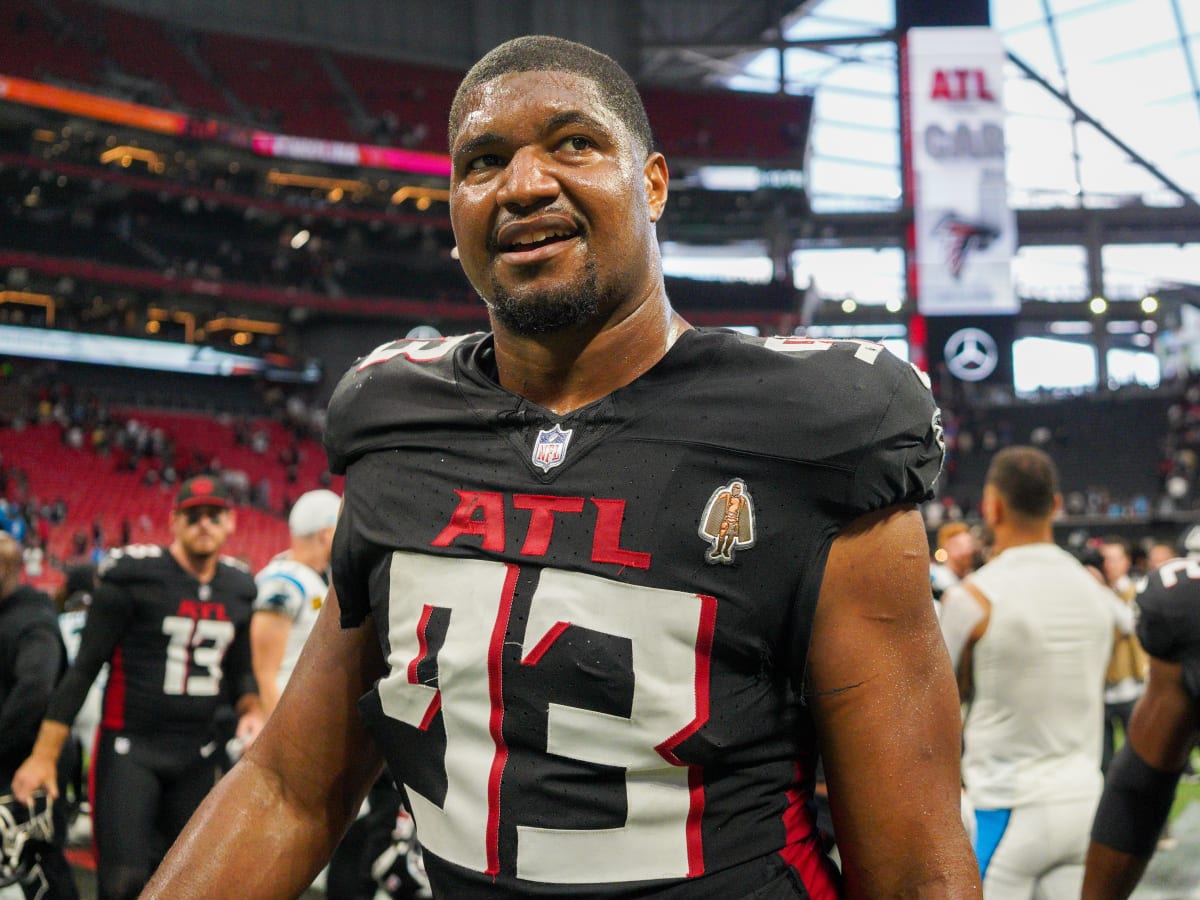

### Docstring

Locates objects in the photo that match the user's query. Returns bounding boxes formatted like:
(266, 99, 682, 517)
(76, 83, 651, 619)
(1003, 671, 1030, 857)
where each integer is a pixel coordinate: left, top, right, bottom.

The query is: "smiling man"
(13, 476, 261, 900)
(145, 37, 979, 899)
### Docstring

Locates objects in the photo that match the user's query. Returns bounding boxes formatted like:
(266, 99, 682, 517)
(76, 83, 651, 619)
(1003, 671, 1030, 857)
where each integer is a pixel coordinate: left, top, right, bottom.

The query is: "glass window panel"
(1074, 122, 1168, 202)
(660, 242, 773, 284)
(812, 123, 898, 165)
(791, 246, 904, 305)
(991, 0, 1054, 32)
(1004, 75, 1075, 120)
(1013, 245, 1088, 301)
(1013, 337, 1097, 394)
(1049, 0, 1136, 18)
(813, 88, 897, 128)
(780, 47, 846, 83)
(1003, 22, 1067, 92)
(1103, 244, 1200, 300)
(1005, 118, 1080, 195)
(787, 0, 893, 40)
(1107, 348, 1161, 389)
(808, 157, 902, 210)
(1055, 1, 1168, 66)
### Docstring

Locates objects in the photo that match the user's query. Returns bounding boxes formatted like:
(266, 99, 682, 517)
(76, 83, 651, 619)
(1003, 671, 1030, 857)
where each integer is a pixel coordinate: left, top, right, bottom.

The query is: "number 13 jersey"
(325, 328, 944, 898)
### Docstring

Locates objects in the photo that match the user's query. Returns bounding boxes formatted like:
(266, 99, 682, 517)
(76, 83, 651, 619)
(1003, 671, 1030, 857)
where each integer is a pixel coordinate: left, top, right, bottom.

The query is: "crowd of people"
(2, 31, 1200, 900)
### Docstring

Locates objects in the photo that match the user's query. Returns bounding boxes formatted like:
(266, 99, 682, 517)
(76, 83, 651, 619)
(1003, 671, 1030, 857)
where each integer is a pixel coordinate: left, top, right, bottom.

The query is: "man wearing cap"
(12, 475, 261, 900)
(250, 488, 341, 716)
(1085, 524, 1200, 898)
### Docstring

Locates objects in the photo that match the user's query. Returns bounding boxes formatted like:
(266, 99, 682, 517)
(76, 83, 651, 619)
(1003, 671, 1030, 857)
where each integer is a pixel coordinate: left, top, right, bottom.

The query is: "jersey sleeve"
(45, 579, 132, 725)
(331, 498, 371, 628)
(1137, 561, 1200, 700)
(845, 355, 944, 514)
(253, 570, 307, 621)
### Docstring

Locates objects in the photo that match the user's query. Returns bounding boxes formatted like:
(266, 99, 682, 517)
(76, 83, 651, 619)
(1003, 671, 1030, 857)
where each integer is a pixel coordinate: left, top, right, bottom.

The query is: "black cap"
(174, 475, 232, 510)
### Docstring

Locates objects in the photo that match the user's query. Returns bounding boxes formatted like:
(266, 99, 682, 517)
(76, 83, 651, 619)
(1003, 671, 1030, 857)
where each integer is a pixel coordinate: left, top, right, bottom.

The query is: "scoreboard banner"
(902, 27, 1018, 316)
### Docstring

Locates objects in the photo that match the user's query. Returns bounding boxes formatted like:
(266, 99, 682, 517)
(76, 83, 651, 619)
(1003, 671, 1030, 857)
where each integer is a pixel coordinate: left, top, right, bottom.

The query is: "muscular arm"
(807, 506, 981, 898)
(1083, 656, 1200, 899)
(142, 586, 387, 899)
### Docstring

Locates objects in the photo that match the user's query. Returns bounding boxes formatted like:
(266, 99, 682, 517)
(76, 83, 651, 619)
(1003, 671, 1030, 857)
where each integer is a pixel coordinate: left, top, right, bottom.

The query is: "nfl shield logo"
(531, 423, 573, 473)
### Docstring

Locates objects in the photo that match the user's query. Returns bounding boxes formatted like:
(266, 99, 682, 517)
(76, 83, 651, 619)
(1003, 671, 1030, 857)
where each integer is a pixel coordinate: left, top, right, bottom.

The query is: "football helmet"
(0, 790, 54, 895)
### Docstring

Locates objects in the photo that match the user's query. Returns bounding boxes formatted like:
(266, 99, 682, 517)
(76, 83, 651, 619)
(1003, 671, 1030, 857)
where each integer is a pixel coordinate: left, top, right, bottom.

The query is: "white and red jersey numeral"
(377, 551, 715, 885)
(356, 334, 476, 371)
(161, 616, 235, 696)
(379, 554, 515, 877)
(516, 567, 715, 883)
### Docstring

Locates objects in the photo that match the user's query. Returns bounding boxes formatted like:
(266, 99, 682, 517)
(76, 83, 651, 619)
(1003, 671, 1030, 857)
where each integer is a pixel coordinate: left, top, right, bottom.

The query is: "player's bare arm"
(250, 609, 292, 715)
(142, 587, 387, 899)
(1084, 656, 1200, 900)
(807, 505, 981, 898)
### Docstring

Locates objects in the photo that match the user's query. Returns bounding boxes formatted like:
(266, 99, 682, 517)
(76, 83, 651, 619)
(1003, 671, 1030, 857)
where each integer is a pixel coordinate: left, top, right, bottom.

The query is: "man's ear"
(644, 152, 669, 223)
(981, 484, 1002, 527)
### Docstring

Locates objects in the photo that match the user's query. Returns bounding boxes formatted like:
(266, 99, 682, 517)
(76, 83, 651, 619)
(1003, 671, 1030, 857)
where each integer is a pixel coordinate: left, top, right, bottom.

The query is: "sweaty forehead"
(453, 70, 617, 146)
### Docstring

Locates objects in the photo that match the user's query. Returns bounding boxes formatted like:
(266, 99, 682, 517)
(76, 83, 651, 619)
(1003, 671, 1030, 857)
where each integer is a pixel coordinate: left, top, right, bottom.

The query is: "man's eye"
(562, 136, 593, 152)
(467, 154, 503, 171)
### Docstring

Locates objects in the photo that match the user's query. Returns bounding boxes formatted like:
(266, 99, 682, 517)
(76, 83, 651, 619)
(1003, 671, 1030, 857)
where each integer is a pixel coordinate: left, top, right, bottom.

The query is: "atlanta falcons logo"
(935, 214, 1000, 279)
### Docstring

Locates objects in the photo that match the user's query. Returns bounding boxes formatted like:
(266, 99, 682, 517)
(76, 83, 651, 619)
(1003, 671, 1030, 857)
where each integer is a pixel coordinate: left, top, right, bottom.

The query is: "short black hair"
(449, 35, 655, 157)
(985, 445, 1058, 520)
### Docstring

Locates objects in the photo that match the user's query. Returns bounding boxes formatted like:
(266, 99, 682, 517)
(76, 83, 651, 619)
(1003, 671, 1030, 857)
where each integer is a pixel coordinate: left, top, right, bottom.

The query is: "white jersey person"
(251, 489, 341, 715)
(939, 446, 1122, 899)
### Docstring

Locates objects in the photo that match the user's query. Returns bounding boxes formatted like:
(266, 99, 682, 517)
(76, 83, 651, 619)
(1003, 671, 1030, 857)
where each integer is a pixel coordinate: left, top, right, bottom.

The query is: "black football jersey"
(325, 329, 943, 898)
(47, 545, 258, 739)
(1137, 556, 1200, 701)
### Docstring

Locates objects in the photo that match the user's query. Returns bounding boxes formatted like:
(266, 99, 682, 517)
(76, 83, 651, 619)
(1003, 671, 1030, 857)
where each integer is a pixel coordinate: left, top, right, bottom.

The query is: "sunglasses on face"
(181, 507, 226, 525)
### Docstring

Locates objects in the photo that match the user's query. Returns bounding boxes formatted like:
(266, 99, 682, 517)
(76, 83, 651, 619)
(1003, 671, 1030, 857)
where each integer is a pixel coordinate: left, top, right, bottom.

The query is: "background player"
(940, 446, 1118, 898)
(12, 476, 261, 900)
(250, 488, 341, 717)
(0, 532, 78, 900)
(144, 35, 979, 898)
(1084, 525, 1200, 898)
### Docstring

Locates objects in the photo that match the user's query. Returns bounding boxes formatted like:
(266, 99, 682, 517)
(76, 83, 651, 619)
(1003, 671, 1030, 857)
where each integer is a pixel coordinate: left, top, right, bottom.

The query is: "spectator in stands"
(940, 446, 1122, 896)
(12, 476, 263, 900)
(0, 532, 79, 900)
(1145, 540, 1176, 573)
(1101, 536, 1149, 773)
(930, 521, 981, 606)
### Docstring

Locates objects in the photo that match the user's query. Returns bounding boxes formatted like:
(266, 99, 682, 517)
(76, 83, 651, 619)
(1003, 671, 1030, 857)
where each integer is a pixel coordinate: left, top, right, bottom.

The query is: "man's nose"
(495, 146, 558, 210)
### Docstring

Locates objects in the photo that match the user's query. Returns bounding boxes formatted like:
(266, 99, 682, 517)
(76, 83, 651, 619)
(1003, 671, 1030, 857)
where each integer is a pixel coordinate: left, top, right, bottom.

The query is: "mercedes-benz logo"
(944, 327, 999, 382)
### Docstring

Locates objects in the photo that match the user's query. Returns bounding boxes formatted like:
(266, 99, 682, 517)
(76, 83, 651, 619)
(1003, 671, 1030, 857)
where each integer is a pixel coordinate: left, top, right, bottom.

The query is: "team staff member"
(940, 447, 1118, 899)
(251, 488, 341, 716)
(145, 36, 980, 899)
(13, 476, 261, 900)
(1084, 526, 1200, 899)
(0, 533, 78, 900)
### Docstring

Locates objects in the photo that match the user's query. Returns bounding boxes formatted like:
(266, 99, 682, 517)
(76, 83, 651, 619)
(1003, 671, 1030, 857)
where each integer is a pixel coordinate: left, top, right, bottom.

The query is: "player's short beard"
(487, 259, 604, 336)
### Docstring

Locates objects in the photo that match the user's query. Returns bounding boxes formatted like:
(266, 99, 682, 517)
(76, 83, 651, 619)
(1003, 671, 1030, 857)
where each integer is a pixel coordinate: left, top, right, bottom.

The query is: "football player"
(250, 488, 341, 717)
(13, 477, 261, 899)
(1084, 525, 1200, 898)
(145, 36, 979, 899)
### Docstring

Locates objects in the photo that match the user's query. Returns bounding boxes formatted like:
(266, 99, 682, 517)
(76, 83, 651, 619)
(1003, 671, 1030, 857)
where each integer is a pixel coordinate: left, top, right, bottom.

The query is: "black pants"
(90, 730, 220, 900)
